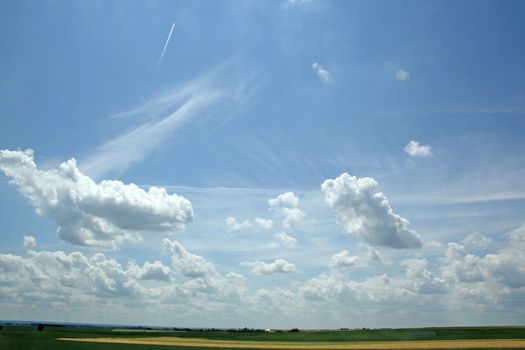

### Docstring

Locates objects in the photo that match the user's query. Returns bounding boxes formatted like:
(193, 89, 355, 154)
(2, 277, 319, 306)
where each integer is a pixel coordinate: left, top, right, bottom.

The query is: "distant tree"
(0, 325, 3, 331)
(37, 324, 44, 331)
(289, 328, 299, 333)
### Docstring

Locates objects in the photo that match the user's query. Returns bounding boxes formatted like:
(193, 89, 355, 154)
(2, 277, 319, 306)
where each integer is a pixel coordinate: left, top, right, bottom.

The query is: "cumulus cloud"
(443, 227, 525, 290)
(396, 69, 410, 81)
(127, 261, 171, 281)
(163, 239, 217, 279)
(23, 235, 37, 251)
(225, 217, 252, 231)
(254, 218, 274, 230)
(0, 238, 144, 301)
(463, 232, 492, 248)
(300, 272, 412, 303)
(321, 173, 422, 249)
(241, 259, 297, 275)
(0, 149, 193, 249)
(268, 192, 305, 229)
(403, 259, 448, 294)
(225, 217, 274, 231)
(364, 245, 384, 263)
(268, 192, 300, 208)
(275, 231, 297, 248)
(404, 140, 433, 158)
(0, 237, 248, 312)
(330, 250, 360, 268)
(312, 62, 332, 83)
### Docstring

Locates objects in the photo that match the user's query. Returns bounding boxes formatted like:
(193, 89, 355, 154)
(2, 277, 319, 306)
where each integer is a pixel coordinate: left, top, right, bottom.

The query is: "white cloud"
(281, 207, 305, 229)
(364, 245, 384, 263)
(322, 173, 422, 249)
(225, 217, 253, 231)
(311, 62, 332, 83)
(81, 61, 255, 178)
(275, 231, 297, 248)
(0, 237, 248, 313)
(404, 140, 433, 158)
(403, 259, 448, 294)
(268, 192, 305, 229)
(241, 259, 297, 275)
(463, 232, 492, 248)
(23, 235, 37, 251)
(330, 250, 360, 268)
(268, 192, 300, 208)
(163, 239, 217, 279)
(396, 69, 410, 81)
(442, 227, 525, 291)
(127, 261, 171, 281)
(0, 238, 144, 301)
(0, 149, 193, 249)
(300, 272, 412, 303)
(254, 217, 274, 230)
(225, 217, 274, 231)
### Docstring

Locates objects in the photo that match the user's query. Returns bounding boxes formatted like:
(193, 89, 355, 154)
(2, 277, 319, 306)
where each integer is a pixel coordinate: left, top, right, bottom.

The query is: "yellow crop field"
(58, 337, 525, 349)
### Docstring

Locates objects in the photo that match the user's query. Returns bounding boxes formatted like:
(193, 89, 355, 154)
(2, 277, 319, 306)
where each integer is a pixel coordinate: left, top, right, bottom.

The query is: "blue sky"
(1, 0, 525, 328)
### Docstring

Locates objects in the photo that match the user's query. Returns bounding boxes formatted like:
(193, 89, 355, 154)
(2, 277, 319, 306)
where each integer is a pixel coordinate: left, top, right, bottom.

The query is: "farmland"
(2, 324, 525, 349)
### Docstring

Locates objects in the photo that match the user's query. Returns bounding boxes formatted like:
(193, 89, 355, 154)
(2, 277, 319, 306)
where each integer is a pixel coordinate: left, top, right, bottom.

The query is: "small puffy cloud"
(312, 62, 332, 83)
(225, 217, 252, 231)
(509, 225, 525, 248)
(163, 239, 217, 279)
(241, 258, 297, 275)
(396, 69, 410, 81)
(275, 231, 297, 248)
(330, 250, 360, 268)
(225, 217, 274, 231)
(281, 207, 304, 229)
(322, 173, 422, 249)
(463, 232, 492, 248)
(23, 235, 37, 251)
(365, 245, 383, 263)
(254, 218, 274, 230)
(0, 149, 193, 250)
(404, 140, 433, 158)
(127, 261, 171, 281)
(403, 259, 448, 294)
(268, 192, 300, 208)
(483, 251, 525, 288)
(268, 192, 305, 229)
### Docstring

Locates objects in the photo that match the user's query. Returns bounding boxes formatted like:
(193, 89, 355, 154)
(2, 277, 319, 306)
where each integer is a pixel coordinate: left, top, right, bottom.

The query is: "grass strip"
(58, 337, 525, 349)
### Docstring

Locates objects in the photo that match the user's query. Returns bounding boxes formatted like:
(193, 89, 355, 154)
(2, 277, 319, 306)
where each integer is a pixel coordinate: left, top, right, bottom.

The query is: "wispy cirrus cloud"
(81, 59, 258, 179)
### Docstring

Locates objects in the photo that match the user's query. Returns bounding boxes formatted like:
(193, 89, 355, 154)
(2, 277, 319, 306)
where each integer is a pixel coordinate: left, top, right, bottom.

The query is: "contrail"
(156, 22, 175, 70)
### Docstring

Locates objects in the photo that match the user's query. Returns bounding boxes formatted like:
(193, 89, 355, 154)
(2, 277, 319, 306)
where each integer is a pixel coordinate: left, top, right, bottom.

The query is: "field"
(2, 324, 525, 349)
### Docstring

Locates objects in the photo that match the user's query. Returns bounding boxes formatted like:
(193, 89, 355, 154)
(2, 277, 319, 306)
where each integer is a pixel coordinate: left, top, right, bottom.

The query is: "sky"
(1, 0, 525, 329)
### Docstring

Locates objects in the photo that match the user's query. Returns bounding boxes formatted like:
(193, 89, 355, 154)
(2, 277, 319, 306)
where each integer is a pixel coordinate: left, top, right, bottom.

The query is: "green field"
(2, 324, 525, 349)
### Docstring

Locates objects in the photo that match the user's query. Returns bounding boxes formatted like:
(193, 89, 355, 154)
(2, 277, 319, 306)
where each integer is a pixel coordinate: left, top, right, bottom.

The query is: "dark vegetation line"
(2, 322, 525, 350)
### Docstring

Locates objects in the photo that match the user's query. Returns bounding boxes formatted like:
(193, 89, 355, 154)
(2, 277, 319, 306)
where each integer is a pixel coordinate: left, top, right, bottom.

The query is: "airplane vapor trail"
(156, 22, 175, 70)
